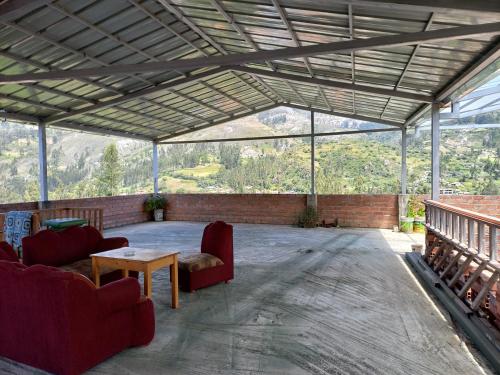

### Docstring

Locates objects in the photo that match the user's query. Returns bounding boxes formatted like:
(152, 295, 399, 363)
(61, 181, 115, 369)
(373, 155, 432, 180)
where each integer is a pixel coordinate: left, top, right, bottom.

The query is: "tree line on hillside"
(0, 113, 499, 203)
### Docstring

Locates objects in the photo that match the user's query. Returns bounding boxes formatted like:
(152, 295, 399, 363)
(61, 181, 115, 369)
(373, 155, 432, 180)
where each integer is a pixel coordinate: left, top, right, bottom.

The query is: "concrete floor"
(0, 222, 493, 374)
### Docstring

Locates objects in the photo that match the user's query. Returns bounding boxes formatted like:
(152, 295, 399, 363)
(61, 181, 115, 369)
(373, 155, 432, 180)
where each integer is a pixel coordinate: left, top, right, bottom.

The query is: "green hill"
(0, 107, 498, 203)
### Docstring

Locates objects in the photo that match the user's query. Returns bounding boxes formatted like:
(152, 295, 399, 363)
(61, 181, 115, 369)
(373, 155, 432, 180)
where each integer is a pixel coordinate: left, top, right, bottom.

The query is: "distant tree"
(218, 144, 241, 169)
(96, 143, 123, 196)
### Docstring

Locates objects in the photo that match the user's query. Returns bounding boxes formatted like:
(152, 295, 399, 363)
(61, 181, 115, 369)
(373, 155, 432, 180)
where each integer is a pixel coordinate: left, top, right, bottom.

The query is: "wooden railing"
(0, 207, 103, 241)
(424, 200, 499, 315)
(425, 200, 499, 262)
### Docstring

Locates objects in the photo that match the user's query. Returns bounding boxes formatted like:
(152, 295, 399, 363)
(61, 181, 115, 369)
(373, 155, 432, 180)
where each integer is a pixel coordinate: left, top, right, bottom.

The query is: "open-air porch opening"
(0, 1, 499, 374)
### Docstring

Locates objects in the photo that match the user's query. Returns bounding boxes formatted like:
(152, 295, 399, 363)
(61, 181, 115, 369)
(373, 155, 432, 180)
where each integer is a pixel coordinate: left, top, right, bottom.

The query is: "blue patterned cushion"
(3, 211, 32, 251)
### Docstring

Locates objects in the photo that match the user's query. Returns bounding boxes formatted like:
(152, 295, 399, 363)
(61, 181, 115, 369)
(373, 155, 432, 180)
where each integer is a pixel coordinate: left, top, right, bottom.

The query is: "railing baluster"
(468, 219, 475, 250)
(478, 223, 485, 255)
(459, 216, 466, 244)
(452, 213, 458, 241)
(490, 226, 497, 262)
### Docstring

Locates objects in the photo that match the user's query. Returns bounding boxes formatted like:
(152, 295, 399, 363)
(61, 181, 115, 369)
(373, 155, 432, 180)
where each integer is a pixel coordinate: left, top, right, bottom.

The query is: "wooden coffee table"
(91, 247, 179, 309)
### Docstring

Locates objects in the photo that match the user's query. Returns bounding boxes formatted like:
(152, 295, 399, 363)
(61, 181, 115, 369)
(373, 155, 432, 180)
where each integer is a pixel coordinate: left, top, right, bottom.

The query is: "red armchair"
(0, 260, 154, 375)
(178, 221, 234, 292)
(22, 225, 132, 285)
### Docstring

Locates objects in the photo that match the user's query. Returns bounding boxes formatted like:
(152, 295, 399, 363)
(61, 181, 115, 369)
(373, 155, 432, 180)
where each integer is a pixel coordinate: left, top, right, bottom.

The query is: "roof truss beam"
(380, 13, 435, 118)
(2, 22, 499, 84)
(156, 103, 280, 141)
(405, 41, 500, 126)
(44, 67, 226, 123)
(285, 103, 403, 128)
(231, 66, 433, 102)
(51, 121, 154, 141)
(160, 127, 399, 145)
(333, 1, 500, 15)
(160, 0, 281, 106)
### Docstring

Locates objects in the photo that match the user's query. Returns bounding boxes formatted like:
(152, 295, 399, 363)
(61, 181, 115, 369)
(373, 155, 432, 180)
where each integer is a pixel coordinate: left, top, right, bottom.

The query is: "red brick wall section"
(440, 195, 500, 218)
(166, 194, 400, 228)
(0, 194, 498, 230)
(43, 194, 151, 229)
(318, 194, 399, 229)
(166, 194, 306, 225)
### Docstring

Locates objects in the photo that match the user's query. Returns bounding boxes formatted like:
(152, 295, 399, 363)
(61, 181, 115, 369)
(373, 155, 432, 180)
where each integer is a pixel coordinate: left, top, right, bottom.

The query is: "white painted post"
(310, 110, 315, 195)
(401, 127, 407, 194)
(431, 102, 440, 200)
(152, 141, 159, 194)
(38, 122, 48, 203)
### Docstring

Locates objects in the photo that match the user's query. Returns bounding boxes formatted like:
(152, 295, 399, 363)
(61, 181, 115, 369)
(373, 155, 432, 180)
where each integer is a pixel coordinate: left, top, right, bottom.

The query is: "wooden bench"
(0, 207, 103, 241)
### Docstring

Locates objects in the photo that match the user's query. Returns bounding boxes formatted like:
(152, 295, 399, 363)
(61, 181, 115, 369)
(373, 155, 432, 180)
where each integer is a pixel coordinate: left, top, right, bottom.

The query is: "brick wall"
(0, 194, 150, 230)
(440, 195, 500, 218)
(166, 194, 306, 225)
(318, 195, 399, 228)
(166, 194, 400, 228)
(0, 194, 498, 230)
(43, 194, 150, 228)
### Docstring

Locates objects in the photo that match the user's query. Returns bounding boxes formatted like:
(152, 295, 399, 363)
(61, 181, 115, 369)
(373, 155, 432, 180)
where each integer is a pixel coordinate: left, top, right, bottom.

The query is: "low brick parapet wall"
(0, 194, 498, 230)
(166, 194, 306, 225)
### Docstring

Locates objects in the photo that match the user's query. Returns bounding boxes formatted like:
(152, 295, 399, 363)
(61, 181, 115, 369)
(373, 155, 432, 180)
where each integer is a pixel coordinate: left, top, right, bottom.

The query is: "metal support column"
(310, 110, 315, 195)
(38, 122, 48, 204)
(401, 127, 407, 194)
(152, 141, 159, 194)
(431, 102, 440, 200)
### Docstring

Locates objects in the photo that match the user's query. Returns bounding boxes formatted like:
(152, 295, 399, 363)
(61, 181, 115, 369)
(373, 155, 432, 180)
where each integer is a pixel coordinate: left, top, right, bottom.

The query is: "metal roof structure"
(0, 0, 499, 142)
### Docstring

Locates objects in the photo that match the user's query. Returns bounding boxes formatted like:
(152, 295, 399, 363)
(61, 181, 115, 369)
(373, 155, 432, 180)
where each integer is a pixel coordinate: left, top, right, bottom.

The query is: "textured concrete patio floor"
(0, 222, 493, 375)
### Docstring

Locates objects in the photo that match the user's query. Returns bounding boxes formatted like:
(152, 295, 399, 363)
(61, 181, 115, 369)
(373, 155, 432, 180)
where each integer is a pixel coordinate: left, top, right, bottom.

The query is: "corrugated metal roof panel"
(0, 0, 498, 139)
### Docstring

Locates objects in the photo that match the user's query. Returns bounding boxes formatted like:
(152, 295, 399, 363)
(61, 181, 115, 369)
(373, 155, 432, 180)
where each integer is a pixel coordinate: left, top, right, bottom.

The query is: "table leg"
(92, 259, 100, 288)
(144, 268, 152, 298)
(171, 255, 179, 309)
(122, 269, 129, 278)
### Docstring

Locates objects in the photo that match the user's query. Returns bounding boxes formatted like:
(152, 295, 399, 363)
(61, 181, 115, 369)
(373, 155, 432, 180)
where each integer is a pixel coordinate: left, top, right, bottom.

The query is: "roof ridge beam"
(2, 22, 499, 84)
(231, 66, 433, 102)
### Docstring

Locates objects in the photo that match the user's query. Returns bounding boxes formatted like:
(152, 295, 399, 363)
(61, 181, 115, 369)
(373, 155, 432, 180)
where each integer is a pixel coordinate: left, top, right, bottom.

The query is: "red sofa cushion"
(0, 241, 19, 262)
(0, 261, 154, 375)
(22, 226, 112, 267)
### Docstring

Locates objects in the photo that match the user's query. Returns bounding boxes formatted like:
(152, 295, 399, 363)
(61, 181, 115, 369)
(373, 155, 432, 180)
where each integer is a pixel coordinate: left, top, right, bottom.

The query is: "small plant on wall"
(408, 195, 425, 233)
(144, 194, 167, 222)
(401, 195, 425, 233)
(298, 206, 319, 228)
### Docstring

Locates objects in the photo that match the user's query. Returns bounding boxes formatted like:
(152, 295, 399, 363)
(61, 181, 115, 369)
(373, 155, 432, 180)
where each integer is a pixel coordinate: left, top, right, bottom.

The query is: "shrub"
(144, 194, 166, 211)
(298, 206, 318, 228)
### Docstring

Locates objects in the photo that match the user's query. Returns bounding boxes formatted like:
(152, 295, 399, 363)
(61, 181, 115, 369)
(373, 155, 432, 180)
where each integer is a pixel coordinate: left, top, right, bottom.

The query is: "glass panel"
(0, 121, 39, 203)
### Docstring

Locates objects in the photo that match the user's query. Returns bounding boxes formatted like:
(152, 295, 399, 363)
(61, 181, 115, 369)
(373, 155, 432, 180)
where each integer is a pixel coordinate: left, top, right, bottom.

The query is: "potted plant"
(413, 205, 426, 234)
(298, 206, 319, 228)
(400, 195, 416, 233)
(144, 194, 166, 222)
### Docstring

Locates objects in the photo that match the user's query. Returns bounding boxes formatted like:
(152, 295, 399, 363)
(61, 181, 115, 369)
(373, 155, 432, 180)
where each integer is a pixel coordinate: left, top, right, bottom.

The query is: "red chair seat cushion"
(178, 253, 223, 272)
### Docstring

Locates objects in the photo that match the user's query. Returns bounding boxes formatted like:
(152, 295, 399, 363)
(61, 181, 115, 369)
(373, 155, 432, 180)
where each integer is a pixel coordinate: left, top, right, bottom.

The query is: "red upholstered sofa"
(0, 260, 154, 375)
(22, 225, 132, 285)
(178, 221, 234, 292)
(0, 241, 19, 262)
